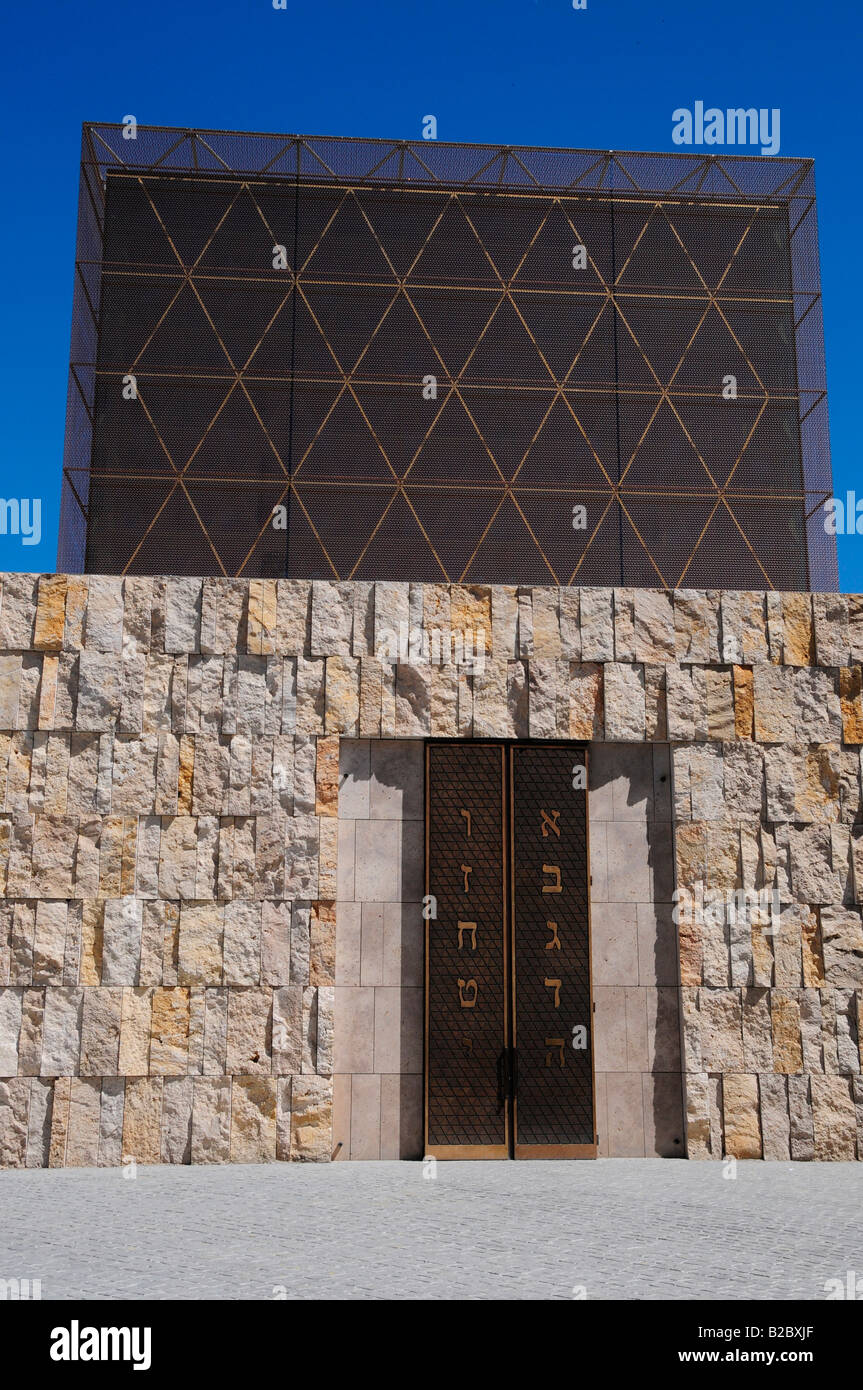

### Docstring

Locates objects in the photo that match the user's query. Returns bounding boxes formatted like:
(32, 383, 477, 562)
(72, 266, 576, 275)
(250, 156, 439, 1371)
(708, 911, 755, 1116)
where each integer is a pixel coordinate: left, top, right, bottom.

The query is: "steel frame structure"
(59, 123, 836, 589)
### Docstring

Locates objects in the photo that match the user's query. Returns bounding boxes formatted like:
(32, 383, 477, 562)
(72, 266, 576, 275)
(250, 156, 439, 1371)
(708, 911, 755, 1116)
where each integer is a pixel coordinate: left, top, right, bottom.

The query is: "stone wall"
(0, 574, 861, 1165)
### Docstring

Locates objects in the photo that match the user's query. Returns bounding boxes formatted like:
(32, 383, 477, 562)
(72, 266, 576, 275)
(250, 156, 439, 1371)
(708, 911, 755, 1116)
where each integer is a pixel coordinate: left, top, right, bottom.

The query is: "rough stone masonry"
(0, 574, 861, 1166)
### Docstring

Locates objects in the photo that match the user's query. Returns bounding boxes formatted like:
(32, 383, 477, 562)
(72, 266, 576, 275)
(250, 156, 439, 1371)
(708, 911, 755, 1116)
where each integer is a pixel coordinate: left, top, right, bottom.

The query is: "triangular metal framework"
(59, 125, 836, 591)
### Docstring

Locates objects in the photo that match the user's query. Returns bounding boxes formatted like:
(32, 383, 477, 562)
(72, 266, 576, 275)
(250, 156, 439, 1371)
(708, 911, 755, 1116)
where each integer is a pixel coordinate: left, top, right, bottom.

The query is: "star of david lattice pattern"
(60, 126, 836, 590)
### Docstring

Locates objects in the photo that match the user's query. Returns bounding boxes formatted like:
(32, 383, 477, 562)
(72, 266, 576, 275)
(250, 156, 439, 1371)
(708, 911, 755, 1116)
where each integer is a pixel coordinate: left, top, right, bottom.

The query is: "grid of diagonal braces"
(61, 125, 833, 589)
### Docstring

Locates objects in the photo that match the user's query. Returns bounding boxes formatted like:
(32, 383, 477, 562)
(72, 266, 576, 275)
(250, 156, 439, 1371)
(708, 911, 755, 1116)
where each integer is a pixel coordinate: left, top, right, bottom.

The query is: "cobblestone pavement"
(1, 1159, 861, 1300)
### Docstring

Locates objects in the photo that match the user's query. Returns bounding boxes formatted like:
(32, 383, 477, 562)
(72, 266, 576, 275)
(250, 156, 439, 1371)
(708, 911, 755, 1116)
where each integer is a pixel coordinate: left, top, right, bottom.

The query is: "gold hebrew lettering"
(544, 977, 562, 1008)
(541, 809, 561, 838)
(459, 809, 472, 837)
(463, 1034, 473, 1053)
(542, 864, 562, 893)
(458, 978, 478, 1008)
(457, 921, 477, 951)
(461, 864, 473, 892)
(545, 920, 562, 950)
(545, 1037, 566, 1068)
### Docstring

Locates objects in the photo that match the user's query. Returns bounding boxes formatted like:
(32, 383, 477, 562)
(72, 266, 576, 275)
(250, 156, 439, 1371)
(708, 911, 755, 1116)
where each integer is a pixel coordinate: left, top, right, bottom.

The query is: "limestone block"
(149, 988, 191, 1075)
(83, 576, 124, 653)
(63, 1073, 100, 1162)
(122, 1077, 163, 1164)
(31, 900, 68, 984)
(787, 825, 842, 905)
(23, 1077, 52, 1167)
(261, 902, 292, 986)
(272, 985, 303, 1074)
(222, 901, 262, 986)
(40, 988, 83, 1075)
(772, 904, 804, 987)
(374, 582, 410, 661)
(531, 587, 561, 659)
(395, 663, 432, 737)
(473, 661, 513, 738)
(178, 904, 224, 986)
(771, 991, 804, 1072)
(569, 663, 603, 740)
(752, 664, 795, 743)
(158, 816, 198, 900)
(705, 668, 735, 740)
(529, 659, 563, 738)
(290, 902, 311, 986)
(732, 665, 754, 739)
(191, 1075, 232, 1163)
(723, 591, 769, 666)
(101, 898, 143, 986)
(76, 652, 122, 731)
(226, 988, 272, 1075)
(290, 1075, 332, 1161)
(634, 589, 675, 663)
(579, 587, 614, 662)
(359, 657, 383, 736)
(722, 742, 763, 819)
(781, 592, 814, 666)
(684, 1071, 712, 1159)
(0, 573, 39, 649)
(310, 901, 336, 987)
(231, 1076, 278, 1162)
(295, 657, 325, 735)
(201, 989, 228, 1075)
(246, 579, 277, 657)
(604, 663, 645, 741)
(787, 1073, 814, 1159)
(17, 988, 44, 1074)
(672, 589, 719, 663)
(742, 988, 773, 1070)
(163, 578, 202, 654)
(612, 588, 636, 662)
(47, 1076, 71, 1166)
(699, 989, 744, 1070)
(117, 988, 152, 1074)
(666, 665, 696, 741)
(813, 593, 849, 668)
(688, 745, 725, 821)
(34, 575, 67, 652)
(0, 1077, 34, 1166)
(488, 585, 518, 661)
(801, 911, 826, 987)
(810, 1074, 858, 1159)
(285, 815, 319, 899)
(79, 988, 122, 1075)
(839, 666, 863, 744)
(833, 989, 860, 1074)
(820, 906, 863, 988)
(794, 667, 842, 743)
(65, 1077, 102, 1167)
(722, 1073, 762, 1158)
(559, 588, 580, 662)
(160, 1075, 193, 1163)
(0, 988, 23, 1073)
(759, 1073, 791, 1159)
(349, 582, 374, 657)
(325, 656, 360, 736)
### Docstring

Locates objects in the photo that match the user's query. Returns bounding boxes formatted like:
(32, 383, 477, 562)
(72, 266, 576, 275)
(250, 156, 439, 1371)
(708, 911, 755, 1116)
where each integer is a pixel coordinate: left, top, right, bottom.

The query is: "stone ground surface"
(1, 1159, 862, 1300)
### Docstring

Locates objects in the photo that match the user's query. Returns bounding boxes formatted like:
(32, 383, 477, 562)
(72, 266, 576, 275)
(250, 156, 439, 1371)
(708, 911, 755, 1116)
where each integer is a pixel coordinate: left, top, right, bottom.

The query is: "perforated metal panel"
(60, 126, 836, 590)
(510, 745, 594, 1157)
(425, 743, 509, 1158)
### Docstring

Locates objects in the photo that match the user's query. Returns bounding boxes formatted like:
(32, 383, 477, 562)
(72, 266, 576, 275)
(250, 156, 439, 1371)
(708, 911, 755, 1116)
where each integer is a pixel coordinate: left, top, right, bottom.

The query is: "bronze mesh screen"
(60, 126, 836, 590)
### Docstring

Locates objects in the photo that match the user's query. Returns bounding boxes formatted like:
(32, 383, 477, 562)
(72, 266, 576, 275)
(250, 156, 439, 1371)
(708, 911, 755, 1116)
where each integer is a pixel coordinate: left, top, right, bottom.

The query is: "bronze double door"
(424, 742, 595, 1159)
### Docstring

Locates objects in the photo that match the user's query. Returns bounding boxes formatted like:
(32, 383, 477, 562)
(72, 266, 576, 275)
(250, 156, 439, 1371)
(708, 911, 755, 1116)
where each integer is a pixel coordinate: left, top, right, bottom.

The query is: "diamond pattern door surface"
(510, 745, 595, 1157)
(425, 743, 510, 1158)
(425, 742, 595, 1159)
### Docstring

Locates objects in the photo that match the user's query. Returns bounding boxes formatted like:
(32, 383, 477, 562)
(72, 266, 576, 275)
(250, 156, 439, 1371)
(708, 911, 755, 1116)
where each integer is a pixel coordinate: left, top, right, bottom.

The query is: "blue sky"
(1, 0, 860, 586)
